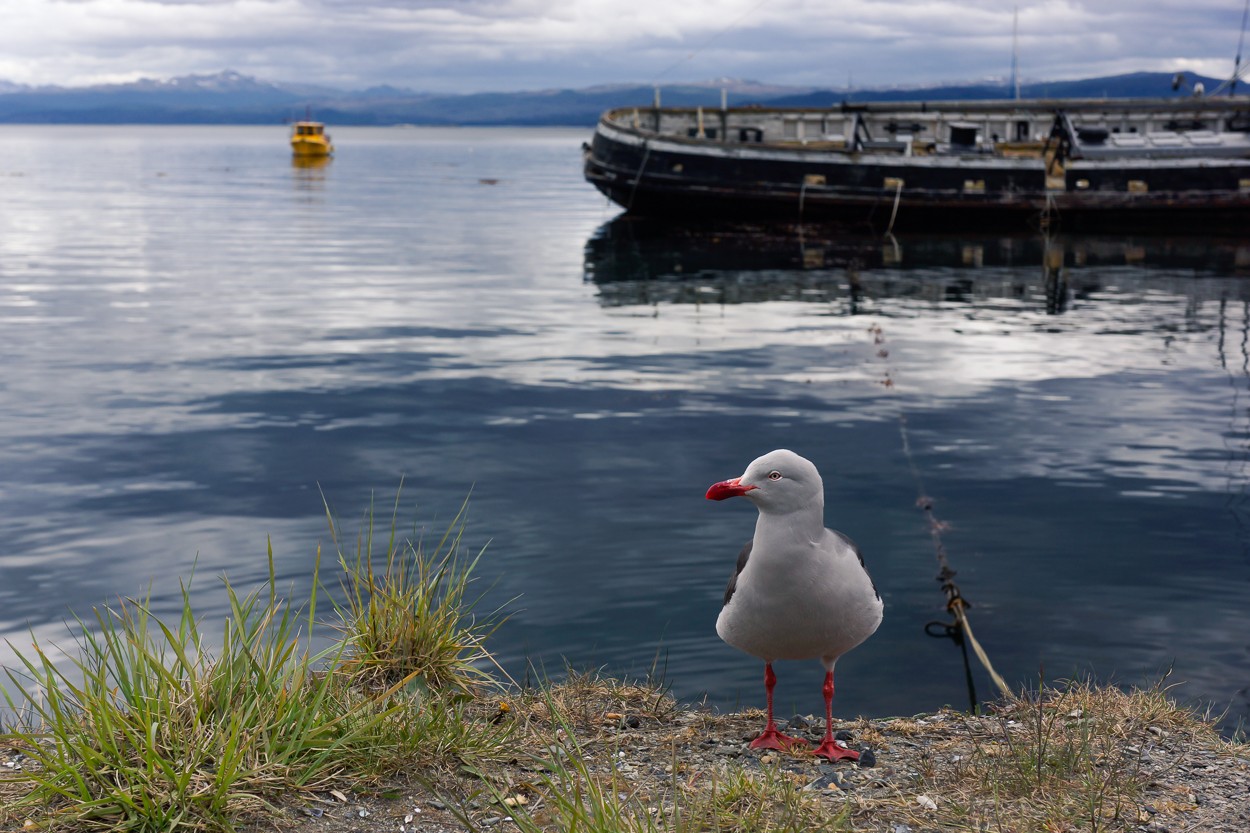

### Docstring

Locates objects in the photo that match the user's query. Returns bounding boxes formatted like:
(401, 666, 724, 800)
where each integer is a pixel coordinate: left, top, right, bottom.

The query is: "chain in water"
(868, 322, 1011, 710)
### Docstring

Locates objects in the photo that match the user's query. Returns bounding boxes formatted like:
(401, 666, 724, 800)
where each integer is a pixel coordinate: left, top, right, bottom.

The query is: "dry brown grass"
(855, 677, 1234, 833)
(476, 673, 1242, 833)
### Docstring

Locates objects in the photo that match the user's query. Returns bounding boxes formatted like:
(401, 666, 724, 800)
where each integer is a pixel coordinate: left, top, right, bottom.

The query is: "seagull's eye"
(767, 471, 782, 481)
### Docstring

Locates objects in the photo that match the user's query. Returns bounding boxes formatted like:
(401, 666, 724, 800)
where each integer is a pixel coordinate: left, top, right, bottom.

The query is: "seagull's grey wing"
(723, 539, 752, 606)
(832, 529, 880, 601)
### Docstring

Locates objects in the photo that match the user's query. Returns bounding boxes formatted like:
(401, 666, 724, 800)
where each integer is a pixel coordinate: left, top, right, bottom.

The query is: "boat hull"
(290, 120, 334, 158)
(583, 103, 1250, 233)
(291, 137, 334, 158)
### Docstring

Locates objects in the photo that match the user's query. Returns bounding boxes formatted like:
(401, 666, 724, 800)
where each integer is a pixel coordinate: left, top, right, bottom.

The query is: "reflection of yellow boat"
(292, 154, 331, 170)
(290, 120, 333, 158)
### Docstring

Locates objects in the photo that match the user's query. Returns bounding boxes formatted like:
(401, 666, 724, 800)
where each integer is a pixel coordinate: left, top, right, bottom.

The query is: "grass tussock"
(328, 491, 505, 697)
(1, 546, 402, 831)
(0, 496, 514, 832)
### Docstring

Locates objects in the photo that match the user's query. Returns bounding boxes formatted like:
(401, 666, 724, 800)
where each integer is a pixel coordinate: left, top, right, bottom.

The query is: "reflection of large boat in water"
(584, 217, 1250, 311)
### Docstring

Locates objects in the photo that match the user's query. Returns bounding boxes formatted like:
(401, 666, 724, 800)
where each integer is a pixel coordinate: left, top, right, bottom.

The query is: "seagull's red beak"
(706, 477, 758, 501)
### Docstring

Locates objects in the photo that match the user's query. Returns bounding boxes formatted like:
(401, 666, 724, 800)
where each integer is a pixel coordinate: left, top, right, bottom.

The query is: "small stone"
(356, 808, 370, 818)
(893, 825, 914, 833)
(790, 714, 811, 729)
(858, 749, 877, 768)
(429, 800, 447, 810)
(626, 715, 642, 728)
(835, 730, 854, 742)
(916, 795, 938, 811)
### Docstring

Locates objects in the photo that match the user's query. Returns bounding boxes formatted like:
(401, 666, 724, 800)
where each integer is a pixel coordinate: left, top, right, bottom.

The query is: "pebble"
(858, 748, 878, 768)
(835, 730, 855, 742)
(916, 795, 938, 811)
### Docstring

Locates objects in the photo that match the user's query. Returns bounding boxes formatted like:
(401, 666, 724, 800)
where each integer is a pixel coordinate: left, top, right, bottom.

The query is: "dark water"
(1, 126, 1248, 733)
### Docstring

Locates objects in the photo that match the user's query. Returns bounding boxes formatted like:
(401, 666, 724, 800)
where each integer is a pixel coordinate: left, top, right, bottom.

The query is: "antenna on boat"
(1011, 5, 1021, 100)
(1234, 0, 1250, 94)
(1209, 0, 1250, 96)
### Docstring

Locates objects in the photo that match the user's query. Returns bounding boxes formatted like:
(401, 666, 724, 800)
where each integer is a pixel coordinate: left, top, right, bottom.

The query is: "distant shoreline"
(0, 69, 1225, 128)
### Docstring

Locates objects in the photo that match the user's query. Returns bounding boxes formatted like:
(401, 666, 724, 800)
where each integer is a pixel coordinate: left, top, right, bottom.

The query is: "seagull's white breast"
(716, 528, 882, 663)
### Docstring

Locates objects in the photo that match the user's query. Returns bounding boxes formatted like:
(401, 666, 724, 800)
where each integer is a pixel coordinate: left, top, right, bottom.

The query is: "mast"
(1011, 6, 1021, 100)
(1235, 0, 1250, 95)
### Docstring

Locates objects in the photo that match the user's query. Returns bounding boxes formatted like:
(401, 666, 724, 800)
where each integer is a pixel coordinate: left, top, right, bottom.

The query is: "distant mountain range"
(0, 69, 1231, 126)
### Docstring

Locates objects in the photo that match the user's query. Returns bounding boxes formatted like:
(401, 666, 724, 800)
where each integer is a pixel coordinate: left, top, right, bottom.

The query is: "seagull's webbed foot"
(812, 737, 860, 761)
(749, 725, 810, 752)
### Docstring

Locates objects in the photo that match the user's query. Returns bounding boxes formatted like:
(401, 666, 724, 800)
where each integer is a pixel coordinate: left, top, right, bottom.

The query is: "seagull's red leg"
(813, 670, 859, 761)
(749, 663, 809, 751)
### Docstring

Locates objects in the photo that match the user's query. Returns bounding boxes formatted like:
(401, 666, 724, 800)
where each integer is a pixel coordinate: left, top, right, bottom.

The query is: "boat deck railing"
(603, 99, 1250, 158)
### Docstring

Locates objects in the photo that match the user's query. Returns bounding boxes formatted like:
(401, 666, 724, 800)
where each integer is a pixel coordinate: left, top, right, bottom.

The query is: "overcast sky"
(3, 1, 1248, 93)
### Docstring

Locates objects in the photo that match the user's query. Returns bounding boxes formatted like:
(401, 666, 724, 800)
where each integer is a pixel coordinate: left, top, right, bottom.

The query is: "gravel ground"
(248, 699, 1248, 833)
(4, 688, 1246, 833)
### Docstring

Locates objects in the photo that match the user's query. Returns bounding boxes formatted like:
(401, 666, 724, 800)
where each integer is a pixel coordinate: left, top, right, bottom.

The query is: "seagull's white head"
(705, 448, 824, 514)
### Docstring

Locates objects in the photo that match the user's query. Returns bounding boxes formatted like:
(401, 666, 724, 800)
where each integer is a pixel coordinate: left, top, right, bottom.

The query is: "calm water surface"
(1, 125, 1248, 731)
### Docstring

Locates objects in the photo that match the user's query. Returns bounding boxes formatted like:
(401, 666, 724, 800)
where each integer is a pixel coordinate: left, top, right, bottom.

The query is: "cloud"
(0, 1, 1245, 91)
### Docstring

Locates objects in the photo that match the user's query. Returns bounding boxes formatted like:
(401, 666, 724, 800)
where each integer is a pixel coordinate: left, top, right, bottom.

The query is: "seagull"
(706, 449, 883, 761)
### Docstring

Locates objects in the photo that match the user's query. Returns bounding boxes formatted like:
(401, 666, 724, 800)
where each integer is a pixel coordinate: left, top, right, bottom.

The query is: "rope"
(626, 141, 652, 211)
(884, 178, 903, 236)
(872, 323, 1013, 705)
(646, 0, 774, 86)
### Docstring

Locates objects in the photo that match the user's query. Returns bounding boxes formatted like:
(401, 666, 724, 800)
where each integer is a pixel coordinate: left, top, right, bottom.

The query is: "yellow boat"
(290, 120, 333, 158)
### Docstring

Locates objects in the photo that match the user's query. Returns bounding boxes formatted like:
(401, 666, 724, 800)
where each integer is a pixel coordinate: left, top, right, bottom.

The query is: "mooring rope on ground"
(868, 323, 1012, 707)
